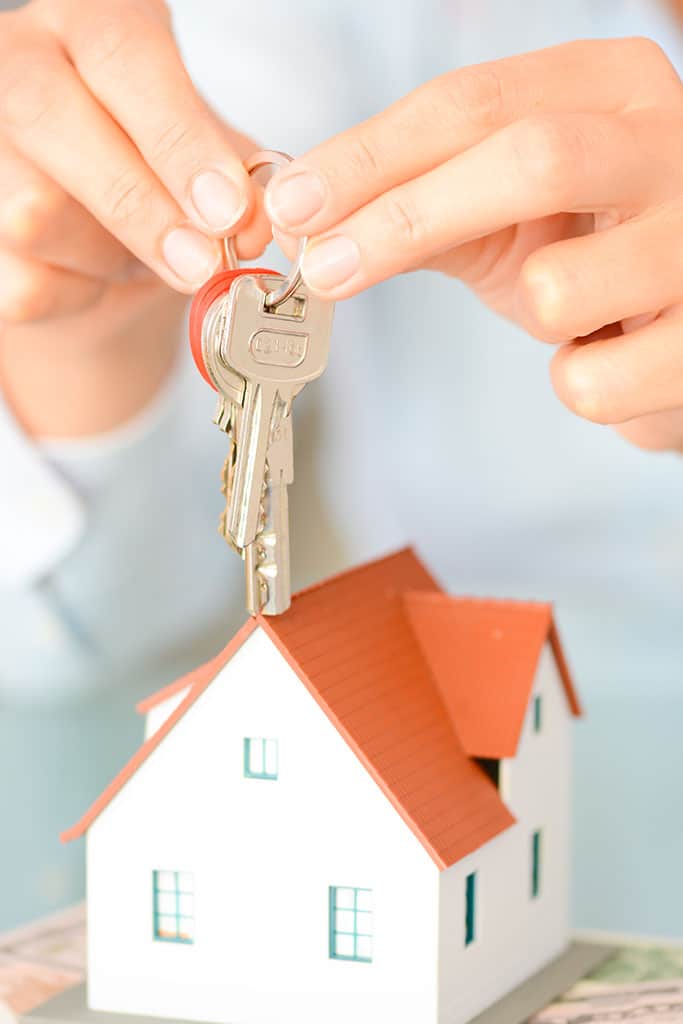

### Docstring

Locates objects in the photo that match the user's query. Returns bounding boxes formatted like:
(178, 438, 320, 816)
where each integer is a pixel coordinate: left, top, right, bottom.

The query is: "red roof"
(63, 548, 579, 869)
(404, 593, 582, 758)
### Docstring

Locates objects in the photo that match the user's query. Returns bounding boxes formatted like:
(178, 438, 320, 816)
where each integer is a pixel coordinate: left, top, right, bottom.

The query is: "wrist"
(0, 281, 188, 438)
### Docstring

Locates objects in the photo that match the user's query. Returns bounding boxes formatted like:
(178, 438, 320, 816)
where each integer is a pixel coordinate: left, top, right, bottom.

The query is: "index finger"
(264, 36, 681, 235)
(40, 0, 255, 235)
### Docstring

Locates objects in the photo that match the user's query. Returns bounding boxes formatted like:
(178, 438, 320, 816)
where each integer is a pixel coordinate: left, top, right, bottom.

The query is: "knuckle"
(510, 116, 583, 201)
(619, 35, 668, 68)
(379, 191, 426, 248)
(518, 256, 570, 341)
(101, 170, 155, 227)
(341, 135, 384, 182)
(0, 49, 58, 130)
(613, 37, 681, 98)
(77, 7, 151, 68)
(0, 265, 47, 323)
(0, 186, 67, 249)
(439, 65, 506, 131)
(552, 352, 612, 424)
(150, 117, 204, 165)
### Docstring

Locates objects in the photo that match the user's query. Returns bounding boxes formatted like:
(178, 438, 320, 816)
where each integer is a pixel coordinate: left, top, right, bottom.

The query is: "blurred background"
(1, 0, 682, 943)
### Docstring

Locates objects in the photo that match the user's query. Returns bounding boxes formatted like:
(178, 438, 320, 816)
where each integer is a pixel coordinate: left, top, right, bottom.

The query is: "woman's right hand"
(0, 0, 268, 325)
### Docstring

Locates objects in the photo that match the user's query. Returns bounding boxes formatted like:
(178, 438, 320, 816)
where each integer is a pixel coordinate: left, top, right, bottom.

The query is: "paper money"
(0, 959, 81, 1017)
(0, 905, 85, 1019)
(587, 943, 683, 985)
(0, 904, 85, 974)
(0, 905, 681, 1024)
(531, 978, 683, 1023)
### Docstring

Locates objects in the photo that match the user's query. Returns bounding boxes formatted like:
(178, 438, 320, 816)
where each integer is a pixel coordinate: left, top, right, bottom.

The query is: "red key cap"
(189, 268, 279, 390)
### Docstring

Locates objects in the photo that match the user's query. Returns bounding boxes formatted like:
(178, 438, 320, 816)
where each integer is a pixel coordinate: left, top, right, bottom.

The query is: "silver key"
(219, 273, 333, 551)
(243, 396, 294, 614)
(212, 396, 241, 547)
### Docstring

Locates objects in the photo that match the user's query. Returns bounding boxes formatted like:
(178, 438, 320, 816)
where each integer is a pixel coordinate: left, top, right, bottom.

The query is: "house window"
(329, 887, 373, 963)
(533, 695, 543, 732)
(153, 871, 194, 943)
(243, 738, 278, 780)
(531, 831, 542, 899)
(465, 872, 477, 946)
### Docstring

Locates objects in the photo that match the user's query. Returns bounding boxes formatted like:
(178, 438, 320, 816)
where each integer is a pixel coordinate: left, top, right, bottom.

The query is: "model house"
(62, 548, 582, 1024)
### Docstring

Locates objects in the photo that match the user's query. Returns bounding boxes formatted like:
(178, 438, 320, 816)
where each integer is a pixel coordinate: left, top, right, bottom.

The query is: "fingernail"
(302, 235, 361, 292)
(265, 171, 326, 228)
(162, 226, 218, 285)
(191, 170, 247, 231)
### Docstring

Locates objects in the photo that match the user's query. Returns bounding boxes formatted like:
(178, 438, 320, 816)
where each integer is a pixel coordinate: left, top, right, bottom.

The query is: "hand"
(265, 38, 683, 451)
(0, 0, 268, 326)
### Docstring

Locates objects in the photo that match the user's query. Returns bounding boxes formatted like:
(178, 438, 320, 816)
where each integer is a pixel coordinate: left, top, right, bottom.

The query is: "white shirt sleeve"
(0, 390, 86, 590)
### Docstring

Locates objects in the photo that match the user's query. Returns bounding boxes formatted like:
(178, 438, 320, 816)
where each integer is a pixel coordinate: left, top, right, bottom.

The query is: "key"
(191, 268, 278, 549)
(219, 272, 334, 552)
(189, 265, 334, 616)
(243, 396, 294, 614)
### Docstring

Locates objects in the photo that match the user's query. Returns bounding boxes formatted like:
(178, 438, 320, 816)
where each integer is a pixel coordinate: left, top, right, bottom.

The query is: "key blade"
(243, 418, 293, 616)
(227, 381, 271, 549)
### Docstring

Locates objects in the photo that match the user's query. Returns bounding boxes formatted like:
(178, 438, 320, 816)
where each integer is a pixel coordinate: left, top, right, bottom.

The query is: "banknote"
(0, 905, 85, 1018)
(531, 978, 683, 1023)
(0, 904, 681, 1023)
(587, 943, 683, 984)
(0, 959, 81, 1017)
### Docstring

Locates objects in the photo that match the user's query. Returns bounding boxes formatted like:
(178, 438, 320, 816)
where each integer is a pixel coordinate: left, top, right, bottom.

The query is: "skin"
(2, 14, 683, 452)
(265, 37, 683, 452)
(0, 0, 270, 436)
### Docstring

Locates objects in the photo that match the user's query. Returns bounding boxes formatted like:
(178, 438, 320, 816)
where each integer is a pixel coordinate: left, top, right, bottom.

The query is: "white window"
(244, 738, 278, 780)
(153, 871, 195, 943)
(329, 887, 373, 962)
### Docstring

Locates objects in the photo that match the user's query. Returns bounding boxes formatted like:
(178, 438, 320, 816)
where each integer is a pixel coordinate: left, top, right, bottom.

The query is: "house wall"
(87, 628, 440, 1024)
(437, 644, 573, 1024)
(144, 687, 190, 739)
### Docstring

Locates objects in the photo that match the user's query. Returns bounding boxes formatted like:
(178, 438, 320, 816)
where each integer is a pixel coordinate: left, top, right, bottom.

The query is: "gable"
(404, 592, 581, 759)
(61, 618, 259, 843)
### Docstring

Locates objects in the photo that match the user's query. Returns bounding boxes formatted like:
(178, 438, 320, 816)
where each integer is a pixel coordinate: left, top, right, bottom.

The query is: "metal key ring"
(245, 150, 306, 308)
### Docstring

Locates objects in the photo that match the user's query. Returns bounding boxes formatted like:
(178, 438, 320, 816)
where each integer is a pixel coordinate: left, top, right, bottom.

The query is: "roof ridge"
(279, 546, 423, 604)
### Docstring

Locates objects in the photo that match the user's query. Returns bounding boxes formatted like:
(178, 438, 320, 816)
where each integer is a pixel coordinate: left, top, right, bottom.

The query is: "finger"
(264, 37, 681, 235)
(516, 199, 683, 343)
(616, 408, 683, 452)
(0, 35, 221, 291)
(0, 140, 135, 280)
(298, 112, 657, 299)
(550, 307, 683, 425)
(0, 248, 105, 323)
(41, 0, 255, 235)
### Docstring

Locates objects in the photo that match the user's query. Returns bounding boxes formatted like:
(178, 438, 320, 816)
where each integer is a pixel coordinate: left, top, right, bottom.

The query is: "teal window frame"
(533, 695, 543, 733)
(152, 870, 194, 944)
(531, 830, 542, 899)
(329, 886, 373, 963)
(465, 872, 477, 946)
(243, 737, 278, 780)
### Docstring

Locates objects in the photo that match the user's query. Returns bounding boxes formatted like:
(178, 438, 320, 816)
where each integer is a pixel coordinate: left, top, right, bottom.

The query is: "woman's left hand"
(265, 38, 683, 451)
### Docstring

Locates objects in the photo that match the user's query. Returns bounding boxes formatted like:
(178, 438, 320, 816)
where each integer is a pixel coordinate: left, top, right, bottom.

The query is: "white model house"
(63, 548, 582, 1024)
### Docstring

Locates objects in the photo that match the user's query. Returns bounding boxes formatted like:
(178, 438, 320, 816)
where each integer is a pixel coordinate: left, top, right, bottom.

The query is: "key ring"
(245, 150, 306, 308)
(218, 151, 305, 307)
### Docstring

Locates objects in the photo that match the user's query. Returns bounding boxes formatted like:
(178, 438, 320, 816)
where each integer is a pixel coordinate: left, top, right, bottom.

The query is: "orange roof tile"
(63, 548, 578, 868)
(404, 592, 582, 759)
(258, 549, 515, 868)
